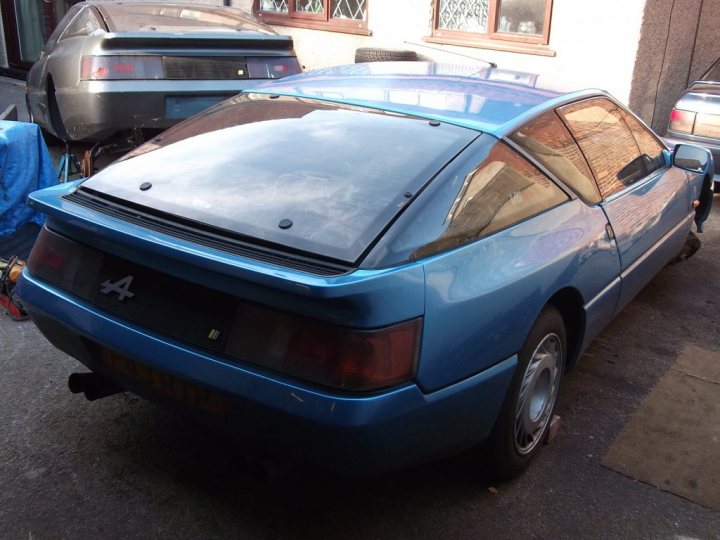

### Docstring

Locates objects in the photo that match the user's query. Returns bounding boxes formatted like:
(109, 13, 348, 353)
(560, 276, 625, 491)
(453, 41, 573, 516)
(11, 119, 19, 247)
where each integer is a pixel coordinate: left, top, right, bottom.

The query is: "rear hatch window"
(100, 4, 275, 34)
(79, 94, 478, 263)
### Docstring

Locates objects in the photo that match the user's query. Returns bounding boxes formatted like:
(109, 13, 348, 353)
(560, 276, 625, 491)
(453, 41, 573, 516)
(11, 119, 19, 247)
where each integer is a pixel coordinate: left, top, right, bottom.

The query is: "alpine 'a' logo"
(100, 275, 135, 301)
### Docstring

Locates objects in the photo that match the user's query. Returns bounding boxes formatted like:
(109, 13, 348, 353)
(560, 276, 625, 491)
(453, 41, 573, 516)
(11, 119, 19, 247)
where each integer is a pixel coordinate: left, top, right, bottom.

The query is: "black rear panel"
(163, 56, 248, 80)
(29, 227, 237, 356)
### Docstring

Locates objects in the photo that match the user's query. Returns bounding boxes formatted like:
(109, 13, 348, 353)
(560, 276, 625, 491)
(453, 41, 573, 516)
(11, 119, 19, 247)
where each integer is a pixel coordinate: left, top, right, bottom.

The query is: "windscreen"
(81, 94, 478, 263)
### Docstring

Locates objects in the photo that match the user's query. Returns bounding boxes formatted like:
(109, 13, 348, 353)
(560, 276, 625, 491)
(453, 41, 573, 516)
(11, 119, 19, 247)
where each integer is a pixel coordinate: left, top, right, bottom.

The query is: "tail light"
(81, 56, 164, 80)
(227, 303, 421, 391)
(693, 112, 720, 139)
(669, 108, 696, 133)
(27, 227, 102, 295)
(246, 57, 301, 79)
(28, 228, 70, 276)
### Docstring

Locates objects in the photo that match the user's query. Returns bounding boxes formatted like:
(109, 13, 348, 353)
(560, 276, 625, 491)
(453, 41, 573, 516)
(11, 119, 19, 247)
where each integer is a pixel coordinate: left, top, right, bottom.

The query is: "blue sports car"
(17, 63, 713, 478)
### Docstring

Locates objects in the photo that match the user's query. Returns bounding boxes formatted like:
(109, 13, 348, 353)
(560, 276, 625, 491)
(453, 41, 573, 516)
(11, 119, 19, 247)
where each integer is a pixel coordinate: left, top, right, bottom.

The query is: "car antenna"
(403, 41, 498, 68)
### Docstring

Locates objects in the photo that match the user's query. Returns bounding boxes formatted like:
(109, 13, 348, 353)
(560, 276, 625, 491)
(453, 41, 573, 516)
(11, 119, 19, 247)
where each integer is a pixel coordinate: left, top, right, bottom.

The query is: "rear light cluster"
(81, 56, 164, 80)
(226, 303, 421, 391)
(669, 108, 696, 133)
(80, 55, 300, 81)
(27, 227, 420, 392)
(246, 57, 300, 79)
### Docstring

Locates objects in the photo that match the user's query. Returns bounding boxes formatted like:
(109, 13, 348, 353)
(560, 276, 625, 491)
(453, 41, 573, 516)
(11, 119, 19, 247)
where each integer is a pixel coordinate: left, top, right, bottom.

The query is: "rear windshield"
(100, 4, 273, 33)
(83, 95, 478, 263)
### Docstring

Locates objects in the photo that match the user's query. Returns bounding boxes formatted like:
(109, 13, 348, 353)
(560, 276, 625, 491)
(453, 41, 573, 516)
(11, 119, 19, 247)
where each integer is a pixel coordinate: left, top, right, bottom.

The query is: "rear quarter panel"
(418, 199, 620, 392)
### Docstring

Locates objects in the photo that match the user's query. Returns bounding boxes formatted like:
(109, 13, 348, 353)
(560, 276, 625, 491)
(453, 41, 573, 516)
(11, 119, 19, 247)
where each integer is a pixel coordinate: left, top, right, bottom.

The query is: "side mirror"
(672, 144, 712, 174)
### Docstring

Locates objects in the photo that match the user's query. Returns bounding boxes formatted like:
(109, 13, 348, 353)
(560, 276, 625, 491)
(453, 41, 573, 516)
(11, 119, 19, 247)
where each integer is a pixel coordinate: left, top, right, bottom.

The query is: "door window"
(559, 98, 658, 199)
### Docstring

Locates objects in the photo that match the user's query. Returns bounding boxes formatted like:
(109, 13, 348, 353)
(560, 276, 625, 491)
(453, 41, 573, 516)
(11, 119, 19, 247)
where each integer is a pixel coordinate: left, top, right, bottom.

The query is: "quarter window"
(61, 7, 103, 40)
(559, 98, 663, 199)
(254, 0, 368, 35)
(510, 110, 601, 204)
(431, 0, 553, 48)
(618, 109, 665, 161)
(414, 141, 568, 258)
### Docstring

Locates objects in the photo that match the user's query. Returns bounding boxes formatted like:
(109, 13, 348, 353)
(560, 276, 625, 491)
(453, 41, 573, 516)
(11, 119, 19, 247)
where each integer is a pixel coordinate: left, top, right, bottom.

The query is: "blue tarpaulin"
(0, 121, 57, 237)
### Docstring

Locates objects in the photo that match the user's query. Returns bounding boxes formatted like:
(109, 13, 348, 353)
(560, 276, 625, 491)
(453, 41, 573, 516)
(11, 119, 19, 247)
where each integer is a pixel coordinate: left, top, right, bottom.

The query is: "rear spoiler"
(99, 32, 294, 52)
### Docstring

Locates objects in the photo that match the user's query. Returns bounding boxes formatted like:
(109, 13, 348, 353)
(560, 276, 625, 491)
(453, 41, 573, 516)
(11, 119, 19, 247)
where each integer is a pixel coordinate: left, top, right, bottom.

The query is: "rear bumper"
(17, 269, 515, 474)
(56, 80, 265, 141)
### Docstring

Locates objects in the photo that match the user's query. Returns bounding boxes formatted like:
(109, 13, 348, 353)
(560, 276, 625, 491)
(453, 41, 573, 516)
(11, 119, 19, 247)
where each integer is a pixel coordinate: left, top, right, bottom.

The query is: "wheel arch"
(45, 75, 68, 141)
(546, 287, 586, 371)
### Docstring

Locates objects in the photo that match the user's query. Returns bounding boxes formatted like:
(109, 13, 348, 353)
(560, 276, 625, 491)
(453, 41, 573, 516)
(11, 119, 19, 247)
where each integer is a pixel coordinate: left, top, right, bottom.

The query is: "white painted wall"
(232, 0, 646, 104)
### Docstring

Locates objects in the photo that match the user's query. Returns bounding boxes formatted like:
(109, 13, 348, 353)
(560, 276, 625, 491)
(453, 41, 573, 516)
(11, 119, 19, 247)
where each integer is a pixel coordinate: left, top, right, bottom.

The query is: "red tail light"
(669, 108, 696, 133)
(81, 56, 164, 80)
(27, 229, 73, 277)
(246, 57, 301, 79)
(227, 303, 421, 391)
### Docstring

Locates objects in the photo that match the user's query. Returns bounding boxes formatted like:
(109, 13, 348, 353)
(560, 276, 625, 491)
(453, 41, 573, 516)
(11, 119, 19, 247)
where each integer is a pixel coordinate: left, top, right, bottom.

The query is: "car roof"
(251, 63, 606, 137)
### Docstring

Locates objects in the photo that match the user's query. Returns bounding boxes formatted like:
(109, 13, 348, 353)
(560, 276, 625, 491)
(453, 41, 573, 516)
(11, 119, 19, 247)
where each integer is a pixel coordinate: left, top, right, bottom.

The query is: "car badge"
(100, 275, 135, 301)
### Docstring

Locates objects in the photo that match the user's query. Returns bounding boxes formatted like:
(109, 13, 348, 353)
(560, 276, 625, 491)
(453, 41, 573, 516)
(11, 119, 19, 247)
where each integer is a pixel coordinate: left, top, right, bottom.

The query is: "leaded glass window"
(259, 0, 288, 13)
(433, 0, 553, 46)
(255, 0, 368, 33)
(438, 0, 489, 33)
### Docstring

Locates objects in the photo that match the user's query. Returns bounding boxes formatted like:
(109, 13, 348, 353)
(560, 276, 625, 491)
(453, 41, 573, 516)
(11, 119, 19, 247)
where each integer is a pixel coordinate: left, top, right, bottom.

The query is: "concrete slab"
(603, 344, 720, 510)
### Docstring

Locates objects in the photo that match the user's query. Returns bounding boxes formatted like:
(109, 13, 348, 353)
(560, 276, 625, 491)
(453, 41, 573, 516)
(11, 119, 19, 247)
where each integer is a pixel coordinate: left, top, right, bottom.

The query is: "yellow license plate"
(100, 349, 226, 417)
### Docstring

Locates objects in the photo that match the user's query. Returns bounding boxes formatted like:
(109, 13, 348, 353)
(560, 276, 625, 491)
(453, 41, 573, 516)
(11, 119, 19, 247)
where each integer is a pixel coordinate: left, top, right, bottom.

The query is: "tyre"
(487, 305, 566, 479)
(354, 47, 418, 63)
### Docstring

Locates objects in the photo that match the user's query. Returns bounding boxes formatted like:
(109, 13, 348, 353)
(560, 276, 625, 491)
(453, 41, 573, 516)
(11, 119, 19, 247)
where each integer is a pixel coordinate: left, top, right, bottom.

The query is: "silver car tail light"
(246, 56, 301, 79)
(669, 108, 696, 133)
(693, 112, 720, 139)
(80, 55, 164, 80)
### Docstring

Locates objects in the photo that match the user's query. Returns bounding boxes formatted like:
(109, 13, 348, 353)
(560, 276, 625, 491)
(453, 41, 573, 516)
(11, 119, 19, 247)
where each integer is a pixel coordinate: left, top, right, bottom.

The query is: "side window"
(61, 8, 103, 40)
(619, 109, 666, 175)
(510, 110, 601, 204)
(44, 5, 83, 53)
(414, 141, 568, 258)
(559, 98, 649, 199)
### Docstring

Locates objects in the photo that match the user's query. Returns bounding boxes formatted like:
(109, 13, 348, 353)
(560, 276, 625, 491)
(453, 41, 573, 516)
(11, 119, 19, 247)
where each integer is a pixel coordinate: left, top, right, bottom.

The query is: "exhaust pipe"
(68, 372, 124, 401)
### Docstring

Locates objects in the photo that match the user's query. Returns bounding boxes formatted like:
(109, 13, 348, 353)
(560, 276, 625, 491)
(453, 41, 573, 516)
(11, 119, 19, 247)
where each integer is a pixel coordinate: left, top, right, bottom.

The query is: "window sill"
(425, 35, 556, 57)
(254, 13, 371, 36)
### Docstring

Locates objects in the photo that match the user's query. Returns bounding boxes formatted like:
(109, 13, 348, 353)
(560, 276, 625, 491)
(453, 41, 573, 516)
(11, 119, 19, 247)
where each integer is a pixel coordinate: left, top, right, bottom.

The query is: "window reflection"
(560, 99, 642, 198)
(295, 0, 324, 13)
(497, 0, 547, 35)
(510, 110, 601, 204)
(560, 99, 665, 199)
(414, 141, 567, 258)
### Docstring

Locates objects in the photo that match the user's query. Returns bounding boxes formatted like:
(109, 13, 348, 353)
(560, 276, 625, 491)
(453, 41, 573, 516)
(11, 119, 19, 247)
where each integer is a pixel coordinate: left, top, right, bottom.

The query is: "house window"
(432, 0, 553, 47)
(254, 0, 368, 35)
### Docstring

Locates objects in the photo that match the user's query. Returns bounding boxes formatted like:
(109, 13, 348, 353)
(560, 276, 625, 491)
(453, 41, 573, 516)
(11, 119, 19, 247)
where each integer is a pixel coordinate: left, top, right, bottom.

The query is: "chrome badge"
(100, 276, 135, 301)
